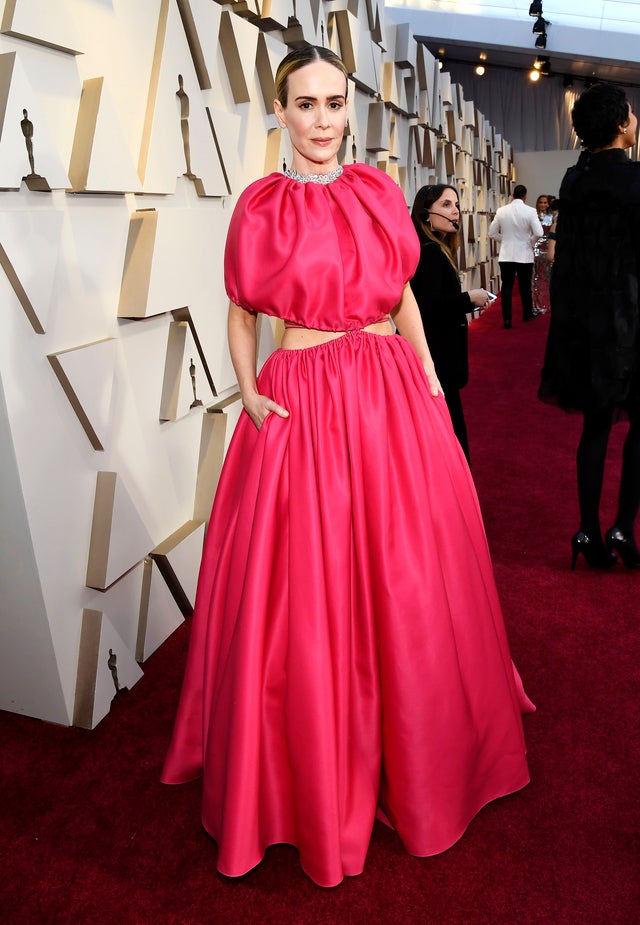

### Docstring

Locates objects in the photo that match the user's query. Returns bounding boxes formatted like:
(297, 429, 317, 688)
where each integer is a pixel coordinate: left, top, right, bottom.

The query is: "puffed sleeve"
(223, 180, 271, 311)
(223, 192, 244, 307)
(370, 167, 420, 283)
(223, 174, 306, 317)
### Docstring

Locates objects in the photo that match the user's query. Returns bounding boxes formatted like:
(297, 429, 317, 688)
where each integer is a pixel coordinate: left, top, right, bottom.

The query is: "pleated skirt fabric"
(162, 331, 533, 887)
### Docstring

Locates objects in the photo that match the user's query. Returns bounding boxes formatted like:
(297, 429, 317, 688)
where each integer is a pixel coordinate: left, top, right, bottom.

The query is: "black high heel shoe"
(571, 530, 617, 571)
(605, 527, 640, 569)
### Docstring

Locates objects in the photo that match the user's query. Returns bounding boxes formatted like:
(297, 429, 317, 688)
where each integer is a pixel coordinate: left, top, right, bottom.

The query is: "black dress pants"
(577, 405, 640, 537)
(498, 261, 535, 322)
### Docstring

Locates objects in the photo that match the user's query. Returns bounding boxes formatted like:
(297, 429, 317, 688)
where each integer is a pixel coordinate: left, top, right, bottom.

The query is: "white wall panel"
(69, 77, 142, 194)
(136, 556, 184, 662)
(86, 560, 148, 656)
(0, 209, 62, 332)
(1, 0, 82, 55)
(48, 338, 116, 451)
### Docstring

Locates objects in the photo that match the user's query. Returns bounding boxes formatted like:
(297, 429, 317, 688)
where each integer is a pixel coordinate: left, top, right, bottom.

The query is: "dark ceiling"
(418, 35, 640, 88)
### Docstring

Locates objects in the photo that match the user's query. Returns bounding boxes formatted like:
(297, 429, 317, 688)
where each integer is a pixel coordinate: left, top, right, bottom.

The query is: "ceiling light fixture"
(532, 15, 550, 34)
(529, 68, 541, 82)
(535, 55, 550, 76)
(535, 33, 547, 49)
(531, 56, 550, 77)
(528, 1, 543, 15)
(475, 64, 486, 76)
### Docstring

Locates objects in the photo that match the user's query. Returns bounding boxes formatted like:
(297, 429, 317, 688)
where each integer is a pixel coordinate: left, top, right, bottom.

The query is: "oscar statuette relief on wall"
(73, 608, 143, 730)
(0, 51, 69, 190)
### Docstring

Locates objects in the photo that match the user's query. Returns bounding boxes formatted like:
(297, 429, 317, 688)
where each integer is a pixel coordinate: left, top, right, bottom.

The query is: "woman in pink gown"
(162, 45, 534, 888)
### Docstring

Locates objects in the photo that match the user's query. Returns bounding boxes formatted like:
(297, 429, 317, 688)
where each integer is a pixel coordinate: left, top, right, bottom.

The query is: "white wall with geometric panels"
(0, 0, 515, 729)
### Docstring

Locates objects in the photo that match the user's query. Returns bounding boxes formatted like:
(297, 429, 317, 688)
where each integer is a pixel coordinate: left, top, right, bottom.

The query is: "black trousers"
(577, 405, 640, 537)
(498, 261, 534, 322)
(443, 386, 470, 467)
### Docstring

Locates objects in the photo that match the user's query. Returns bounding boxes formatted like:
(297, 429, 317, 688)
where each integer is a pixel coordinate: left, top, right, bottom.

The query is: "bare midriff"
(281, 318, 393, 350)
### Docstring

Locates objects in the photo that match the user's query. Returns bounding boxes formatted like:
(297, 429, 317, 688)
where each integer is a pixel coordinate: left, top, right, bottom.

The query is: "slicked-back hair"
(275, 45, 349, 108)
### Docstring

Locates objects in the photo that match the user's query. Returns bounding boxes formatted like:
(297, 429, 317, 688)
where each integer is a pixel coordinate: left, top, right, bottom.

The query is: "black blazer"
(410, 239, 471, 390)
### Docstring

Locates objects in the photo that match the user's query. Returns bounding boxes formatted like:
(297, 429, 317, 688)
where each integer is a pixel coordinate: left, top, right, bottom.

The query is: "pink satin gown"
(162, 163, 534, 887)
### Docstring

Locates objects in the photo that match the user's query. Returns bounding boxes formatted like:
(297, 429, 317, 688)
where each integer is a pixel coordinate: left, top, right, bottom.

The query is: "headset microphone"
(426, 211, 460, 231)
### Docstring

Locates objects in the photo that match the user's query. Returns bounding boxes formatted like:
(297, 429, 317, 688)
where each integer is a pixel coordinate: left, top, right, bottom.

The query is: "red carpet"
(2, 302, 639, 925)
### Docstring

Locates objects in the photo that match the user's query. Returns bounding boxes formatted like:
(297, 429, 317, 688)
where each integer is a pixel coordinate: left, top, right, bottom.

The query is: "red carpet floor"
(2, 302, 639, 925)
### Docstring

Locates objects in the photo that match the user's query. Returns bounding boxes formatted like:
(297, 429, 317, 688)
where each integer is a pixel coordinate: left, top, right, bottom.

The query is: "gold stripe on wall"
(138, 0, 169, 183)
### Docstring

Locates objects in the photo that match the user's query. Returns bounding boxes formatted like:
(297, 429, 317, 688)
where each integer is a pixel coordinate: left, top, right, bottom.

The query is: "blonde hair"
(275, 45, 349, 108)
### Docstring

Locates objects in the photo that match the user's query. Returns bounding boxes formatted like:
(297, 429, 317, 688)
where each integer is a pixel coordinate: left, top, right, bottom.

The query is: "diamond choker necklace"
(284, 166, 344, 184)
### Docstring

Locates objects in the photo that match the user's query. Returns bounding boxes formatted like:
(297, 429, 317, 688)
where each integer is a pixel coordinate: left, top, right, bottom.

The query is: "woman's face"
(274, 60, 348, 174)
(537, 196, 550, 213)
(427, 189, 460, 234)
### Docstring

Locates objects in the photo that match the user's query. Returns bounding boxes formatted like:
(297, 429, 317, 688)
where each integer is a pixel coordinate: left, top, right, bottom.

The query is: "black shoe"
(605, 526, 640, 568)
(503, 320, 512, 329)
(571, 530, 617, 571)
(523, 311, 541, 322)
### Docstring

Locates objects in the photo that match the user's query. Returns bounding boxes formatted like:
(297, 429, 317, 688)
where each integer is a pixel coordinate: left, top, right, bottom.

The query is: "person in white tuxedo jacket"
(489, 185, 543, 328)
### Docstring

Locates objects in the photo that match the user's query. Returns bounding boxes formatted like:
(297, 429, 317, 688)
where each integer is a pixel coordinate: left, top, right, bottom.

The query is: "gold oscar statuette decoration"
(21, 108, 51, 191)
(189, 357, 203, 409)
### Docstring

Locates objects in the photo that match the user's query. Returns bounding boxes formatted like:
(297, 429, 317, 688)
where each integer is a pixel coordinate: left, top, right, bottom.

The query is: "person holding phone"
(407, 184, 492, 463)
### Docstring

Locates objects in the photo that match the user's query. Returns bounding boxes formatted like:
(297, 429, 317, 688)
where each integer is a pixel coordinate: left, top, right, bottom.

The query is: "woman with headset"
(407, 184, 492, 464)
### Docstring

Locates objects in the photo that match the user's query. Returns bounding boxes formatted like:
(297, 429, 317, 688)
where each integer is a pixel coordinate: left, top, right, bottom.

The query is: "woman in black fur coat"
(539, 83, 640, 569)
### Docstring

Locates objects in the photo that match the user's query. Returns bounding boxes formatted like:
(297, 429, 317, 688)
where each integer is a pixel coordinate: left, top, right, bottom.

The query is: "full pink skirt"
(162, 331, 534, 887)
